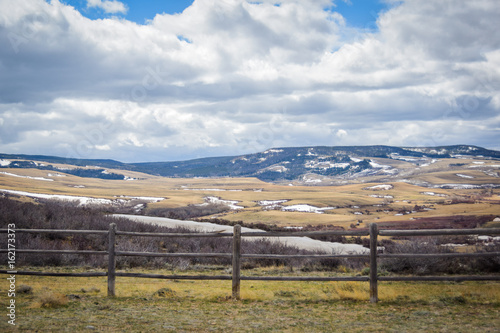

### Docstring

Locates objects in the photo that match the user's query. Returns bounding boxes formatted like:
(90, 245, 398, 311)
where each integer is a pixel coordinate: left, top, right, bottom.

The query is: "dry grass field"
(1, 266, 500, 332)
(1, 159, 499, 230)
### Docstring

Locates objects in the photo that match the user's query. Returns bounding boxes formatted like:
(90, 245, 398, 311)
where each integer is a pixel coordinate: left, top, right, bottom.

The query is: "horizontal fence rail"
(1, 224, 500, 302)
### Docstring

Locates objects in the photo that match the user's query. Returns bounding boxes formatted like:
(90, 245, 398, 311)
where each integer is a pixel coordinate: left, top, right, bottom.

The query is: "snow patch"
(264, 149, 284, 154)
(305, 178, 322, 183)
(257, 200, 335, 213)
(257, 199, 289, 210)
(0, 171, 54, 182)
(0, 159, 11, 166)
(369, 160, 392, 169)
(305, 161, 350, 169)
(363, 184, 393, 190)
(0, 189, 113, 205)
(421, 192, 447, 197)
(456, 174, 474, 179)
(420, 159, 438, 167)
(306, 148, 317, 156)
(202, 196, 244, 210)
(114, 214, 369, 254)
(369, 194, 394, 199)
(483, 170, 499, 177)
(257, 199, 289, 206)
(282, 204, 336, 214)
(0, 189, 165, 206)
(115, 195, 164, 202)
(264, 165, 288, 173)
(432, 184, 482, 189)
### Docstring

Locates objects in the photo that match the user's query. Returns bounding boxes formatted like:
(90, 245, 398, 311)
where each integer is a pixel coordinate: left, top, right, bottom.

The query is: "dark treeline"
(0, 160, 125, 180)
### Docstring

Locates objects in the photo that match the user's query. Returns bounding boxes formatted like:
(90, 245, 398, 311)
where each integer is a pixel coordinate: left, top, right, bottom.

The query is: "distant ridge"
(2, 145, 500, 183)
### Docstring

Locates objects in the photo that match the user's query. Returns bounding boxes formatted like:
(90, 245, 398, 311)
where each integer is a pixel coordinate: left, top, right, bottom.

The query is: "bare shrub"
(1, 197, 315, 269)
(147, 203, 230, 219)
(380, 237, 459, 275)
(470, 243, 500, 273)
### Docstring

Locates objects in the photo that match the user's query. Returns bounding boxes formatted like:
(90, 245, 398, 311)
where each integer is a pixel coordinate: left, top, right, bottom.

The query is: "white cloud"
(0, 0, 499, 161)
(86, 0, 128, 14)
(336, 129, 348, 138)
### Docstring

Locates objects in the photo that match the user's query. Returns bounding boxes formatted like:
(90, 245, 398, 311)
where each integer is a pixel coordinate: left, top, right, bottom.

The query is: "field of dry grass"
(1, 266, 499, 332)
(1, 160, 499, 230)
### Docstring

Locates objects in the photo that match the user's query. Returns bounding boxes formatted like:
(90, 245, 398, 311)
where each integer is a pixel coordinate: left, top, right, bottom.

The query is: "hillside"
(1, 145, 500, 186)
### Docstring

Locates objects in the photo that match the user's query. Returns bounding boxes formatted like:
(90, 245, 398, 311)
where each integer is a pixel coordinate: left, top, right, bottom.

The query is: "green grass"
(1, 267, 499, 332)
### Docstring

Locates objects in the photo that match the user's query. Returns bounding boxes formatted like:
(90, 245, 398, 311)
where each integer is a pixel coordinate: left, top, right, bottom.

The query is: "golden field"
(1, 156, 499, 230)
(1, 266, 499, 332)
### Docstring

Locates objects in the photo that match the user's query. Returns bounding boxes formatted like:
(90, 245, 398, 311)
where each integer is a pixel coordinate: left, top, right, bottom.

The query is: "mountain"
(2, 145, 500, 184)
(128, 145, 500, 182)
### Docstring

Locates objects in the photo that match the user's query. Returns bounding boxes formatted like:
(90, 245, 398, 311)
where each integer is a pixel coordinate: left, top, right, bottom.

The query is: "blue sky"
(62, 0, 196, 23)
(1, 0, 499, 162)
(64, 0, 389, 28)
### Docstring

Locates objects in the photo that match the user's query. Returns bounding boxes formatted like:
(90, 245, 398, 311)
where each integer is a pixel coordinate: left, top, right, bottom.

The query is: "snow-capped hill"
(2, 145, 499, 185)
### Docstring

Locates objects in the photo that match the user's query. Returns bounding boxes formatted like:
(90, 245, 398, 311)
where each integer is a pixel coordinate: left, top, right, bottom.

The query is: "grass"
(1, 267, 500, 332)
(1, 163, 499, 229)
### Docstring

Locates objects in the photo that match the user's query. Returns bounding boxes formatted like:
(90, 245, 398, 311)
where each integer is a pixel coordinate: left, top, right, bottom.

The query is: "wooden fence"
(2, 223, 500, 303)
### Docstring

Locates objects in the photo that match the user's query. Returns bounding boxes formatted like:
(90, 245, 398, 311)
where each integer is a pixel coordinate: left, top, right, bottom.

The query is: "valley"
(1, 146, 499, 231)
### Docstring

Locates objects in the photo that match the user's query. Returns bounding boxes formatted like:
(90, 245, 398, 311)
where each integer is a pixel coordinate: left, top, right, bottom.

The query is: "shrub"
(33, 291, 68, 308)
(0, 197, 321, 269)
(470, 243, 500, 273)
(380, 237, 500, 275)
(147, 203, 230, 219)
(380, 237, 458, 275)
(152, 287, 176, 298)
(17, 284, 33, 294)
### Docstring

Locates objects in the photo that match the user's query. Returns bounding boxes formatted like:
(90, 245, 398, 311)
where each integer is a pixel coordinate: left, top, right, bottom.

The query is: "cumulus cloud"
(0, 0, 499, 162)
(86, 0, 128, 14)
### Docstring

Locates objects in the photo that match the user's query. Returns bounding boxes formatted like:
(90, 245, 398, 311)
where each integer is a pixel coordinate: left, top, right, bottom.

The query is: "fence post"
(232, 224, 242, 300)
(369, 223, 378, 303)
(107, 223, 116, 297)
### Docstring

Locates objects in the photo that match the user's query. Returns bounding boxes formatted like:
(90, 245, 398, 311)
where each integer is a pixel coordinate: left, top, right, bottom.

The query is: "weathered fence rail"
(1, 223, 500, 302)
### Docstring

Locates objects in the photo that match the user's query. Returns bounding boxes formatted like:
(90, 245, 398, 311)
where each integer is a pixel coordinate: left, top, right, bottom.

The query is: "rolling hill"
(2, 145, 500, 185)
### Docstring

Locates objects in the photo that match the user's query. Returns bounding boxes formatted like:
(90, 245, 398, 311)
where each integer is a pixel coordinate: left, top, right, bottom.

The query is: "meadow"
(1, 159, 499, 231)
(1, 266, 499, 332)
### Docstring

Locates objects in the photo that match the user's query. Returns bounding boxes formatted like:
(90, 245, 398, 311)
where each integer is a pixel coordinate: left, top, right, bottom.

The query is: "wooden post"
(369, 223, 378, 303)
(232, 224, 241, 300)
(107, 223, 116, 297)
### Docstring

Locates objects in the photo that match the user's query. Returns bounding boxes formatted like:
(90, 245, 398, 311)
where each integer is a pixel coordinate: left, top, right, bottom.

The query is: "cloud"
(0, 0, 499, 162)
(86, 0, 128, 15)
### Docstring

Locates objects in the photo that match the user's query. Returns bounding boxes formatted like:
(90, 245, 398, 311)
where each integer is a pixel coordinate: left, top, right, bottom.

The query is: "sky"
(0, 0, 499, 163)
